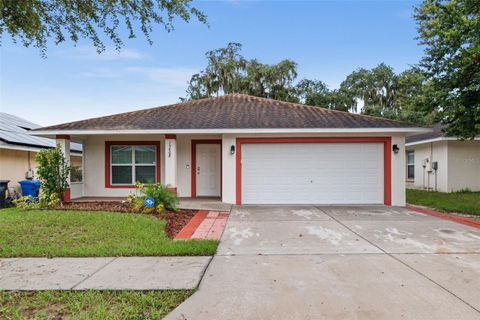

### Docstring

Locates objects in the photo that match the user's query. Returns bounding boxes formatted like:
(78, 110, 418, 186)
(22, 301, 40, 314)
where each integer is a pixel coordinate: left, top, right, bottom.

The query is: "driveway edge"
(406, 205, 480, 229)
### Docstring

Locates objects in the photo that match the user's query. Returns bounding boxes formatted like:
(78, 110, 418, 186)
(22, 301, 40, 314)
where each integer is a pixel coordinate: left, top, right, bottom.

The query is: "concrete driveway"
(166, 206, 480, 320)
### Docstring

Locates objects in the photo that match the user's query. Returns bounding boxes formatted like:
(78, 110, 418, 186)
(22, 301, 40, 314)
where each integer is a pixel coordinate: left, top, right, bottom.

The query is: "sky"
(0, 0, 424, 126)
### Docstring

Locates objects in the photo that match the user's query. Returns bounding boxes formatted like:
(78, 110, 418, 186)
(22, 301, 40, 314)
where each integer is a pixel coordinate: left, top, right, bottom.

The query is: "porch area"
(56, 133, 236, 205)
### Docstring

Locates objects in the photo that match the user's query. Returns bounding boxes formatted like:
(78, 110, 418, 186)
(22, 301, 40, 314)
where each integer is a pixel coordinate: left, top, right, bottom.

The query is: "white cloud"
(79, 66, 197, 86)
(125, 67, 198, 86)
(79, 67, 123, 78)
(55, 46, 149, 61)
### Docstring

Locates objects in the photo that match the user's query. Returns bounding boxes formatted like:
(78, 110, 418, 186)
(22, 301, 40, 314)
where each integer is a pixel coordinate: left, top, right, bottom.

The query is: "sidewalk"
(0, 256, 211, 290)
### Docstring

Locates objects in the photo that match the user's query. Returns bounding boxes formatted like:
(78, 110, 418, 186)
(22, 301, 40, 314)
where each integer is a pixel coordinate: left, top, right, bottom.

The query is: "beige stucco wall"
(391, 135, 406, 206)
(79, 132, 407, 206)
(82, 134, 222, 198)
(447, 140, 480, 192)
(407, 140, 480, 192)
(82, 135, 164, 197)
(0, 147, 82, 194)
(408, 141, 448, 192)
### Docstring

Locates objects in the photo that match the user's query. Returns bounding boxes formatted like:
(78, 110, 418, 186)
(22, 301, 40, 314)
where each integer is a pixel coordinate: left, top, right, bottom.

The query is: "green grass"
(406, 189, 480, 215)
(0, 290, 193, 320)
(0, 209, 218, 257)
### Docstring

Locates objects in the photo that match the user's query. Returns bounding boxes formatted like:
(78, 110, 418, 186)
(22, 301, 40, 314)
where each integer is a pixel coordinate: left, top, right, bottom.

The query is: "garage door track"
(166, 205, 480, 320)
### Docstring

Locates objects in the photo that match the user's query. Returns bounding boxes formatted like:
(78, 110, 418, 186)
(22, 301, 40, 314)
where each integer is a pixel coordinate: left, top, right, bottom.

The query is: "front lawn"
(406, 189, 480, 215)
(0, 290, 193, 319)
(0, 209, 218, 257)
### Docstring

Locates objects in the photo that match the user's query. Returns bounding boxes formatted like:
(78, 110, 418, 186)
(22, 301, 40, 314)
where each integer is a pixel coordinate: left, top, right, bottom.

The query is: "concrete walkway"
(166, 206, 480, 320)
(178, 198, 233, 212)
(0, 256, 211, 290)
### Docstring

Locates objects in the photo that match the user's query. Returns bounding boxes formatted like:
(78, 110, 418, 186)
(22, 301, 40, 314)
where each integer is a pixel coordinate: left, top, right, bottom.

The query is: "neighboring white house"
(405, 123, 480, 192)
(31, 94, 428, 206)
(0, 112, 83, 194)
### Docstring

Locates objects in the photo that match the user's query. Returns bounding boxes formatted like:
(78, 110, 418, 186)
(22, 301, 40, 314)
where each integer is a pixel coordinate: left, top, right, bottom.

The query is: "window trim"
(406, 150, 415, 180)
(105, 141, 161, 188)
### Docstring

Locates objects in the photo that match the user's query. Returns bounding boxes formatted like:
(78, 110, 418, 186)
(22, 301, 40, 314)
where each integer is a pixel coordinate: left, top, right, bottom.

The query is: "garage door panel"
(242, 143, 384, 205)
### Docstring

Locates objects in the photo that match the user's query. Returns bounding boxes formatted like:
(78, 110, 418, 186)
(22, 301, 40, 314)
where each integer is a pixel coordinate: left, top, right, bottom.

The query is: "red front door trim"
(235, 137, 392, 206)
(191, 139, 222, 198)
(105, 141, 161, 188)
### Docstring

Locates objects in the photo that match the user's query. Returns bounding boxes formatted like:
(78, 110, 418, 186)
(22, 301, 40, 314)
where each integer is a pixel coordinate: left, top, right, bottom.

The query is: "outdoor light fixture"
(392, 144, 400, 154)
(230, 145, 236, 155)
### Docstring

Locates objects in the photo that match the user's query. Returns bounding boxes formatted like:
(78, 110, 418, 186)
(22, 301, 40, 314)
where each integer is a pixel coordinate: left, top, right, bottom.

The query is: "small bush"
(12, 191, 62, 210)
(127, 183, 178, 214)
(13, 196, 41, 209)
(137, 183, 178, 211)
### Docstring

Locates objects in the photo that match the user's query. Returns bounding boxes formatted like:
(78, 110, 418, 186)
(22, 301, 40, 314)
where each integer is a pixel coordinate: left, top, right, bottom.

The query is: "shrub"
(127, 183, 178, 214)
(13, 196, 41, 209)
(13, 191, 63, 210)
(137, 183, 178, 211)
(35, 146, 71, 203)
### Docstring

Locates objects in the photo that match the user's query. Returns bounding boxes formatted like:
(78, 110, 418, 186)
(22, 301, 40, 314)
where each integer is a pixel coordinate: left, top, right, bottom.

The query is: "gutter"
(30, 127, 431, 137)
(0, 139, 83, 154)
(406, 137, 480, 147)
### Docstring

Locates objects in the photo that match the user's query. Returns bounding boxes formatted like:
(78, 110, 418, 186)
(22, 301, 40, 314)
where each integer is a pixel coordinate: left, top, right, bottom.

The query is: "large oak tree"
(415, 0, 480, 138)
(0, 0, 206, 56)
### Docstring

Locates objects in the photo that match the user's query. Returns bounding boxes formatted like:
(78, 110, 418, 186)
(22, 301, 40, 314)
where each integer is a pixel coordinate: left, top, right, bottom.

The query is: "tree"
(339, 63, 398, 117)
(414, 0, 480, 138)
(295, 79, 353, 112)
(395, 68, 437, 124)
(0, 0, 206, 56)
(296, 79, 331, 106)
(184, 43, 298, 102)
(334, 64, 436, 124)
(183, 44, 436, 120)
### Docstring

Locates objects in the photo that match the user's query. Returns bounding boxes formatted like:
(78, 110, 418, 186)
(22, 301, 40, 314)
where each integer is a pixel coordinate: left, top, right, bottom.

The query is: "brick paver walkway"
(176, 211, 229, 240)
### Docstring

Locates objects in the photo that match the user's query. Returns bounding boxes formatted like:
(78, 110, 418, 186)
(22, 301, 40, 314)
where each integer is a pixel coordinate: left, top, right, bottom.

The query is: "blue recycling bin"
(18, 180, 41, 197)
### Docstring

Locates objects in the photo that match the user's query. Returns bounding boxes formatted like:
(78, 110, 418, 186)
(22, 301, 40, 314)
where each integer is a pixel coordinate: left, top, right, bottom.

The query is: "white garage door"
(242, 143, 384, 204)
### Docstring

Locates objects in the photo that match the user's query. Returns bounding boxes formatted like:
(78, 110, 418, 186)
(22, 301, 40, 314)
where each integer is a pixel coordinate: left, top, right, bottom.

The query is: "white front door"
(196, 144, 221, 197)
(242, 143, 384, 204)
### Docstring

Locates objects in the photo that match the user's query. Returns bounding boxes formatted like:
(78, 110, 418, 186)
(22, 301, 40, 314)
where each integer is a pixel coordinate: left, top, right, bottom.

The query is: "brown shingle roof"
(35, 94, 418, 131)
(406, 123, 445, 144)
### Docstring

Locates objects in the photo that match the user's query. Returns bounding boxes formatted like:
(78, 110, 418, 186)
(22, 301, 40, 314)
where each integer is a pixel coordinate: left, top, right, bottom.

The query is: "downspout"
(428, 142, 433, 191)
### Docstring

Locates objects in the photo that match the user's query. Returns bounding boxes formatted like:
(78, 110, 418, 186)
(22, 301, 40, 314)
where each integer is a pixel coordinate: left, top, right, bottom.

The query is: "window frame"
(105, 141, 161, 188)
(406, 150, 415, 180)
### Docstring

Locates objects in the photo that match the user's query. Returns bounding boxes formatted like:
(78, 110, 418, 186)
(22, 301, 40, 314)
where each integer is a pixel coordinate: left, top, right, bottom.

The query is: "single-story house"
(0, 112, 83, 193)
(31, 94, 428, 205)
(405, 123, 480, 192)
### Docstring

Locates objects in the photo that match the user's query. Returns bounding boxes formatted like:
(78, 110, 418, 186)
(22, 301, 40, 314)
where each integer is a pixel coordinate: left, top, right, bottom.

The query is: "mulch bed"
(54, 201, 197, 238)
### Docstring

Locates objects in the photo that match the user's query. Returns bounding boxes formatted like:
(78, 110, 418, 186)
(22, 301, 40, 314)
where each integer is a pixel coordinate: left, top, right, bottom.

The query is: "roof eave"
(0, 140, 83, 154)
(31, 127, 431, 138)
(406, 136, 480, 147)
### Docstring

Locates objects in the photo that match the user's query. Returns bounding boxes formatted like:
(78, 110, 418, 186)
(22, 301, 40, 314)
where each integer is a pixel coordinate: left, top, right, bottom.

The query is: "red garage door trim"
(235, 137, 392, 206)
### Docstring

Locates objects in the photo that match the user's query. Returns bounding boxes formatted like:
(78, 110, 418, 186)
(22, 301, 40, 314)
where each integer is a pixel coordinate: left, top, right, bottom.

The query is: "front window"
(407, 151, 414, 179)
(111, 145, 157, 185)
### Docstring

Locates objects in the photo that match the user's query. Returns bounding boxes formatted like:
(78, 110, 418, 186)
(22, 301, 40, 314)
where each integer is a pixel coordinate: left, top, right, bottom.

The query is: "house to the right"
(405, 123, 480, 192)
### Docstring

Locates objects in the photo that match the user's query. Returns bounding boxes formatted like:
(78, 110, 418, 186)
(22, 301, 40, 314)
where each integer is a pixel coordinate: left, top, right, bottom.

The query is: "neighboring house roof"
(406, 123, 480, 146)
(406, 123, 445, 144)
(0, 112, 82, 153)
(32, 94, 422, 134)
